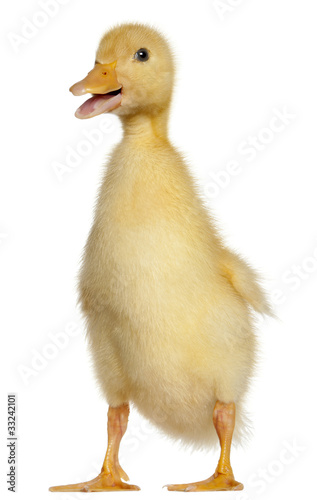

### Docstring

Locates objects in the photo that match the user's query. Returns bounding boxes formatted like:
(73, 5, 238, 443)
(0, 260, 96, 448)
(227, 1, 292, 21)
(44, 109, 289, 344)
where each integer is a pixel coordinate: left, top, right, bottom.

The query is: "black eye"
(134, 48, 149, 62)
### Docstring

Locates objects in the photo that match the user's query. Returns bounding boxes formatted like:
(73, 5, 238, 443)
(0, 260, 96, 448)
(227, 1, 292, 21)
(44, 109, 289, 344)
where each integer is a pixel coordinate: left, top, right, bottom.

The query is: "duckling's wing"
(220, 248, 273, 316)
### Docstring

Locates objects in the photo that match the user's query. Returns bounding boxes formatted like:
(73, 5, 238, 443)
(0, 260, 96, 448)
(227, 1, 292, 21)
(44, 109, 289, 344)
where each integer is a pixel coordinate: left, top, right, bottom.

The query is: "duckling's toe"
(165, 472, 244, 492)
(49, 471, 140, 492)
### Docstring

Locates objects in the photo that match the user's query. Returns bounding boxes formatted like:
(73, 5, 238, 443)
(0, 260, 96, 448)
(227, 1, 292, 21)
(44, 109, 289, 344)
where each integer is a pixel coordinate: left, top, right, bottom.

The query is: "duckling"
(50, 23, 271, 493)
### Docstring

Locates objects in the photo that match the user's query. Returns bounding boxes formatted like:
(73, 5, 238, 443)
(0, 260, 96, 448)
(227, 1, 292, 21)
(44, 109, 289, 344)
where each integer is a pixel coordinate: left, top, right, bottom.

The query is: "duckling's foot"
(166, 401, 244, 492)
(165, 471, 243, 492)
(50, 404, 140, 492)
(49, 470, 140, 492)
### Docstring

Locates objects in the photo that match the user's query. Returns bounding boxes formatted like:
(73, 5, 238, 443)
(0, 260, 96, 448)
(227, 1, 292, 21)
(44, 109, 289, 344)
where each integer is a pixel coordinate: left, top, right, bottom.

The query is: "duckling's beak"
(69, 61, 122, 119)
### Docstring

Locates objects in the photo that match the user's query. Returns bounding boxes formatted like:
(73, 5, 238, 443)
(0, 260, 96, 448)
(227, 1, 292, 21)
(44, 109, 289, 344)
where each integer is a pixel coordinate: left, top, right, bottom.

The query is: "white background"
(1, 0, 316, 499)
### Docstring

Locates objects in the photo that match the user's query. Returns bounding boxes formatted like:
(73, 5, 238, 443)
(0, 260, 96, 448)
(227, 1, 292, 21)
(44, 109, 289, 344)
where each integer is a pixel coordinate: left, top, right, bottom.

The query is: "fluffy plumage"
(78, 23, 270, 450)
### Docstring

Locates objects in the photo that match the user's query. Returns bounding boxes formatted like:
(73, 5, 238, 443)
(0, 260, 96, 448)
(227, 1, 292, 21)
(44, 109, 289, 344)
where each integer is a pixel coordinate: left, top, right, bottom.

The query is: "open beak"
(69, 61, 122, 119)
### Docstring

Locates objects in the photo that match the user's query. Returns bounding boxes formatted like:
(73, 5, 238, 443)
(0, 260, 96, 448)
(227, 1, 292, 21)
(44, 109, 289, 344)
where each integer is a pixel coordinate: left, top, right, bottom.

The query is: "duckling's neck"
(121, 108, 170, 141)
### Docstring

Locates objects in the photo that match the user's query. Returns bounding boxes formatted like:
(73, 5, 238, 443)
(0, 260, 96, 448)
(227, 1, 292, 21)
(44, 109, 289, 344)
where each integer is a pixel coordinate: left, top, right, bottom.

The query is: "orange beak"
(69, 61, 122, 119)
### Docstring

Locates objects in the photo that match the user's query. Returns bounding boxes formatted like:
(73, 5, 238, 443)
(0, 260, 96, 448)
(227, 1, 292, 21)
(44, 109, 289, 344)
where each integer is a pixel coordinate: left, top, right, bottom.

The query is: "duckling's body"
(80, 125, 258, 448)
(50, 24, 270, 493)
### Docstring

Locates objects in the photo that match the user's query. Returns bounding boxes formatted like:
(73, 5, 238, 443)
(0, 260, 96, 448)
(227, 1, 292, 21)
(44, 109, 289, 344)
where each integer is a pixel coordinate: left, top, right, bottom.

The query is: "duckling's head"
(70, 23, 175, 120)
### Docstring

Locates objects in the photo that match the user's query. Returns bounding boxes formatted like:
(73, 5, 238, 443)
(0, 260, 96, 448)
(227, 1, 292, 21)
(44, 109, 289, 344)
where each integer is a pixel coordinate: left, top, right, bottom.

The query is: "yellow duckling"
(50, 23, 271, 493)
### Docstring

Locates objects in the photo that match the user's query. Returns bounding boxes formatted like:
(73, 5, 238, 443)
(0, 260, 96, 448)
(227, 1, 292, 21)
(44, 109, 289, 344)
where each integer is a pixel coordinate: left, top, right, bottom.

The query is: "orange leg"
(49, 403, 140, 492)
(166, 401, 243, 492)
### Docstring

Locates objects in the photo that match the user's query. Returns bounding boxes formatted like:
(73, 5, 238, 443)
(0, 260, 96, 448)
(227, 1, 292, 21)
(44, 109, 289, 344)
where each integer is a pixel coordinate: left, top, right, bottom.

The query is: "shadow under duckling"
(50, 23, 272, 493)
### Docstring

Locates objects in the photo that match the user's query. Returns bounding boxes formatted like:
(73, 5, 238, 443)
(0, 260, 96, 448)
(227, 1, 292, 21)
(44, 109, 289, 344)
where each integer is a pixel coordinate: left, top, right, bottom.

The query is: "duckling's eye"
(134, 48, 149, 62)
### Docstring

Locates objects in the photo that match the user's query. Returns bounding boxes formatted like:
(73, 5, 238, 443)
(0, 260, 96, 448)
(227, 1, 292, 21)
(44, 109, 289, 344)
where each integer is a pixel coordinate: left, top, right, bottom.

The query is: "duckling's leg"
(166, 401, 243, 492)
(49, 403, 140, 492)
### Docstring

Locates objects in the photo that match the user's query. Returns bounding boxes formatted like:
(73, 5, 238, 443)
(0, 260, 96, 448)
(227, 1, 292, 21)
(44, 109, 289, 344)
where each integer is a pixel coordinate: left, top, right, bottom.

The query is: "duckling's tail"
(221, 248, 273, 316)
